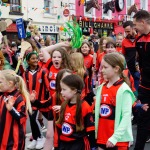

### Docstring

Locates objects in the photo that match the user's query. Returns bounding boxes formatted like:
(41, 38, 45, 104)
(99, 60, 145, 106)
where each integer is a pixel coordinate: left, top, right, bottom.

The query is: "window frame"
(9, 0, 23, 15)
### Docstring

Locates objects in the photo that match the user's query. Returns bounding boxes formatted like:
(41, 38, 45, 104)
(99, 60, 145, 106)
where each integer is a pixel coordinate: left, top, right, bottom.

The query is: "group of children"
(0, 32, 147, 150)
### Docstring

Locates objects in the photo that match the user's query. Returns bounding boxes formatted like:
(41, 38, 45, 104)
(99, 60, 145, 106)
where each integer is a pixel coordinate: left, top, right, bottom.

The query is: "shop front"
(6, 23, 18, 42)
(78, 20, 115, 37)
(37, 24, 60, 43)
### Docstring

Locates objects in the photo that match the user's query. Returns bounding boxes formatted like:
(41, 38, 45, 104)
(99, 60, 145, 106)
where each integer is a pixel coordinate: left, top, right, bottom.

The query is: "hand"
(142, 104, 149, 111)
(60, 41, 71, 47)
(52, 105, 61, 113)
(5, 96, 15, 111)
(106, 140, 115, 148)
(30, 90, 37, 102)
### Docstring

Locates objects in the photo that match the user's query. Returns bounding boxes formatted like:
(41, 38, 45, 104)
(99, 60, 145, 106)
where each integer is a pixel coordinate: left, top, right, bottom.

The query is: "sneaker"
(41, 125, 46, 130)
(29, 136, 33, 141)
(35, 137, 45, 149)
(27, 140, 37, 149)
(146, 137, 150, 143)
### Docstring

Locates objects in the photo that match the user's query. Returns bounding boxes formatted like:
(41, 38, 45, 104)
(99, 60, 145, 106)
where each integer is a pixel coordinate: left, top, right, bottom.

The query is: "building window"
(10, 0, 21, 13)
(84, 0, 95, 18)
(127, 0, 134, 11)
(102, 0, 111, 19)
(44, 0, 51, 14)
(140, 0, 148, 10)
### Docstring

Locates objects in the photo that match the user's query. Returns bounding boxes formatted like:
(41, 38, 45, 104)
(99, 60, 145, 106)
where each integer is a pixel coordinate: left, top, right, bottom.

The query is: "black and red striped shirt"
(0, 90, 27, 150)
(23, 66, 50, 110)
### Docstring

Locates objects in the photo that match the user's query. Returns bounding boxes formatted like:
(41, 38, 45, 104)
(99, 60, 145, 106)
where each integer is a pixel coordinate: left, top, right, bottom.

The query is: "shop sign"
(38, 25, 59, 33)
(78, 21, 114, 29)
(63, 9, 70, 17)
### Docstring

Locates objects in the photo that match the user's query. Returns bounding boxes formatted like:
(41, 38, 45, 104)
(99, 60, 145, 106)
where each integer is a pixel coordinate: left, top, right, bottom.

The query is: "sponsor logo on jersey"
(100, 104, 112, 117)
(62, 123, 73, 135)
(50, 80, 56, 89)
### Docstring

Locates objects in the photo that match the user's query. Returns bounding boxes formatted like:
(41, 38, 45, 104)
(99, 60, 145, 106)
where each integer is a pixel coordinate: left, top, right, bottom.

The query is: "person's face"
(124, 26, 134, 38)
(81, 43, 90, 55)
(52, 51, 62, 69)
(106, 45, 116, 54)
(40, 39, 45, 46)
(0, 75, 11, 92)
(11, 46, 17, 52)
(116, 36, 123, 46)
(25, 46, 33, 55)
(133, 18, 145, 35)
(101, 59, 118, 80)
(27, 54, 38, 67)
(60, 82, 76, 101)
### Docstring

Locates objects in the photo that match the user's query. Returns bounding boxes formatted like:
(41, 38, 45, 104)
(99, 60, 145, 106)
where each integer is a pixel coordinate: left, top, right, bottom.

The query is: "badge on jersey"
(49, 72, 52, 78)
(100, 104, 112, 117)
(50, 80, 56, 89)
(38, 79, 42, 83)
(62, 123, 73, 135)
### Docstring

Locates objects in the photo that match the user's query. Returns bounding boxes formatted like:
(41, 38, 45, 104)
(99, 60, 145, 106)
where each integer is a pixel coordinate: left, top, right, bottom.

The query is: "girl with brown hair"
(56, 74, 95, 150)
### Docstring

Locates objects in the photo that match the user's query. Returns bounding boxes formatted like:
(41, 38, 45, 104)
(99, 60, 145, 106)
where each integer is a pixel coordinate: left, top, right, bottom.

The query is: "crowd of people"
(0, 10, 150, 150)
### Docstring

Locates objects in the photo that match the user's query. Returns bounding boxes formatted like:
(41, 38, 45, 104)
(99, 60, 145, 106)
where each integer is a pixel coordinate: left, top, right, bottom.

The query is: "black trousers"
(134, 86, 150, 150)
(29, 110, 42, 140)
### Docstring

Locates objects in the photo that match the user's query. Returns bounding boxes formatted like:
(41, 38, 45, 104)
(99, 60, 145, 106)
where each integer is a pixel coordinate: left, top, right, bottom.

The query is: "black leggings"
(134, 86, 150, 150)
(29, 110, 42, 140)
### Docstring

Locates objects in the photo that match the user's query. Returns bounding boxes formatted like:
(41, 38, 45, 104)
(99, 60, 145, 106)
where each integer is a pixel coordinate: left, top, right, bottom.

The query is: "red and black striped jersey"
(57, 101, 95, 142)
(23, 66, 50, 110)
(136, 33, 150, 88)
(97, 80, 128, 147)
(0, 90, 27, 150)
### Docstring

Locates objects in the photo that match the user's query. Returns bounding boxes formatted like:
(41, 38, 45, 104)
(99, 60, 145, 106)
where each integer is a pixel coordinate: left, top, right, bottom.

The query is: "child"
(56, 74, 95, 150)
(23, 52, 51, 150)
(0, 69, 32, 150)
(52, 69, 73, 149)
(41, 42, 73, 96)
(95, 52, 135, 150)
(116, 33, 124, 53)
(70, 52, 95, 105)
(78, 41, 93, 82)
(97, 40, 116, 85)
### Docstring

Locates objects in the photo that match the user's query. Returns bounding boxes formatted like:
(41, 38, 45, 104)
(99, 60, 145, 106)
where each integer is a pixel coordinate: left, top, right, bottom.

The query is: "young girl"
(116, 33, 124, 53)
(0, 69, 32, 150)
(52, 69, 73, 149)
(95, 52, 135, 150)
(70, 52, 94, 105)
(41, 42, 73, 96)
(78, 41, 93, 81)
(23, 52, 51, 150)
(56, 74, 95, 150)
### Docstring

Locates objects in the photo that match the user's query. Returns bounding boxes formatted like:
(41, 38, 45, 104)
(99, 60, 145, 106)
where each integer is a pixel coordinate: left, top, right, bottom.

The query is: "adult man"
(122, 21, 137, 78)
(133, 10, 150, 150)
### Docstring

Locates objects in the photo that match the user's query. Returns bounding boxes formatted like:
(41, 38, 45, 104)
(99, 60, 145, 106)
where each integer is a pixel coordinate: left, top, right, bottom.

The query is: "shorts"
(42, 110, 53, 121)
(59, 137, 90, 150)
(98, 144, 129, 150)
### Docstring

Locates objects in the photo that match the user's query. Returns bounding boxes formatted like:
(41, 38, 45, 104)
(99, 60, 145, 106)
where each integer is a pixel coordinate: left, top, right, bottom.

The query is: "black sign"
(2, 0, 10, 3)
(78, 21, 114, 29)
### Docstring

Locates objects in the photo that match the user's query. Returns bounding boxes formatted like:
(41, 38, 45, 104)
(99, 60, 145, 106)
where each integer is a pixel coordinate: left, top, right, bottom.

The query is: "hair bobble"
(77, 90, 82, 94)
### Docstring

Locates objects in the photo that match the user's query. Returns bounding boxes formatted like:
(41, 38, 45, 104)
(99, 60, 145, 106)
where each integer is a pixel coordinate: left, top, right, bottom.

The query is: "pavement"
(25, 118, 150, 150)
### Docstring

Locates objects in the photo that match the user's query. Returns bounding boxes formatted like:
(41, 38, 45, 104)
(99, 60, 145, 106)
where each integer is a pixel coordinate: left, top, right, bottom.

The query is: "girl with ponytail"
(0, 69, 31, 150)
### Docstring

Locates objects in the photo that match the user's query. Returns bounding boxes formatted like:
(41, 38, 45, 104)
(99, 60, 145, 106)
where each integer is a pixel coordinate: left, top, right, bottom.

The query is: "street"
(25, 118, 150, 150)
